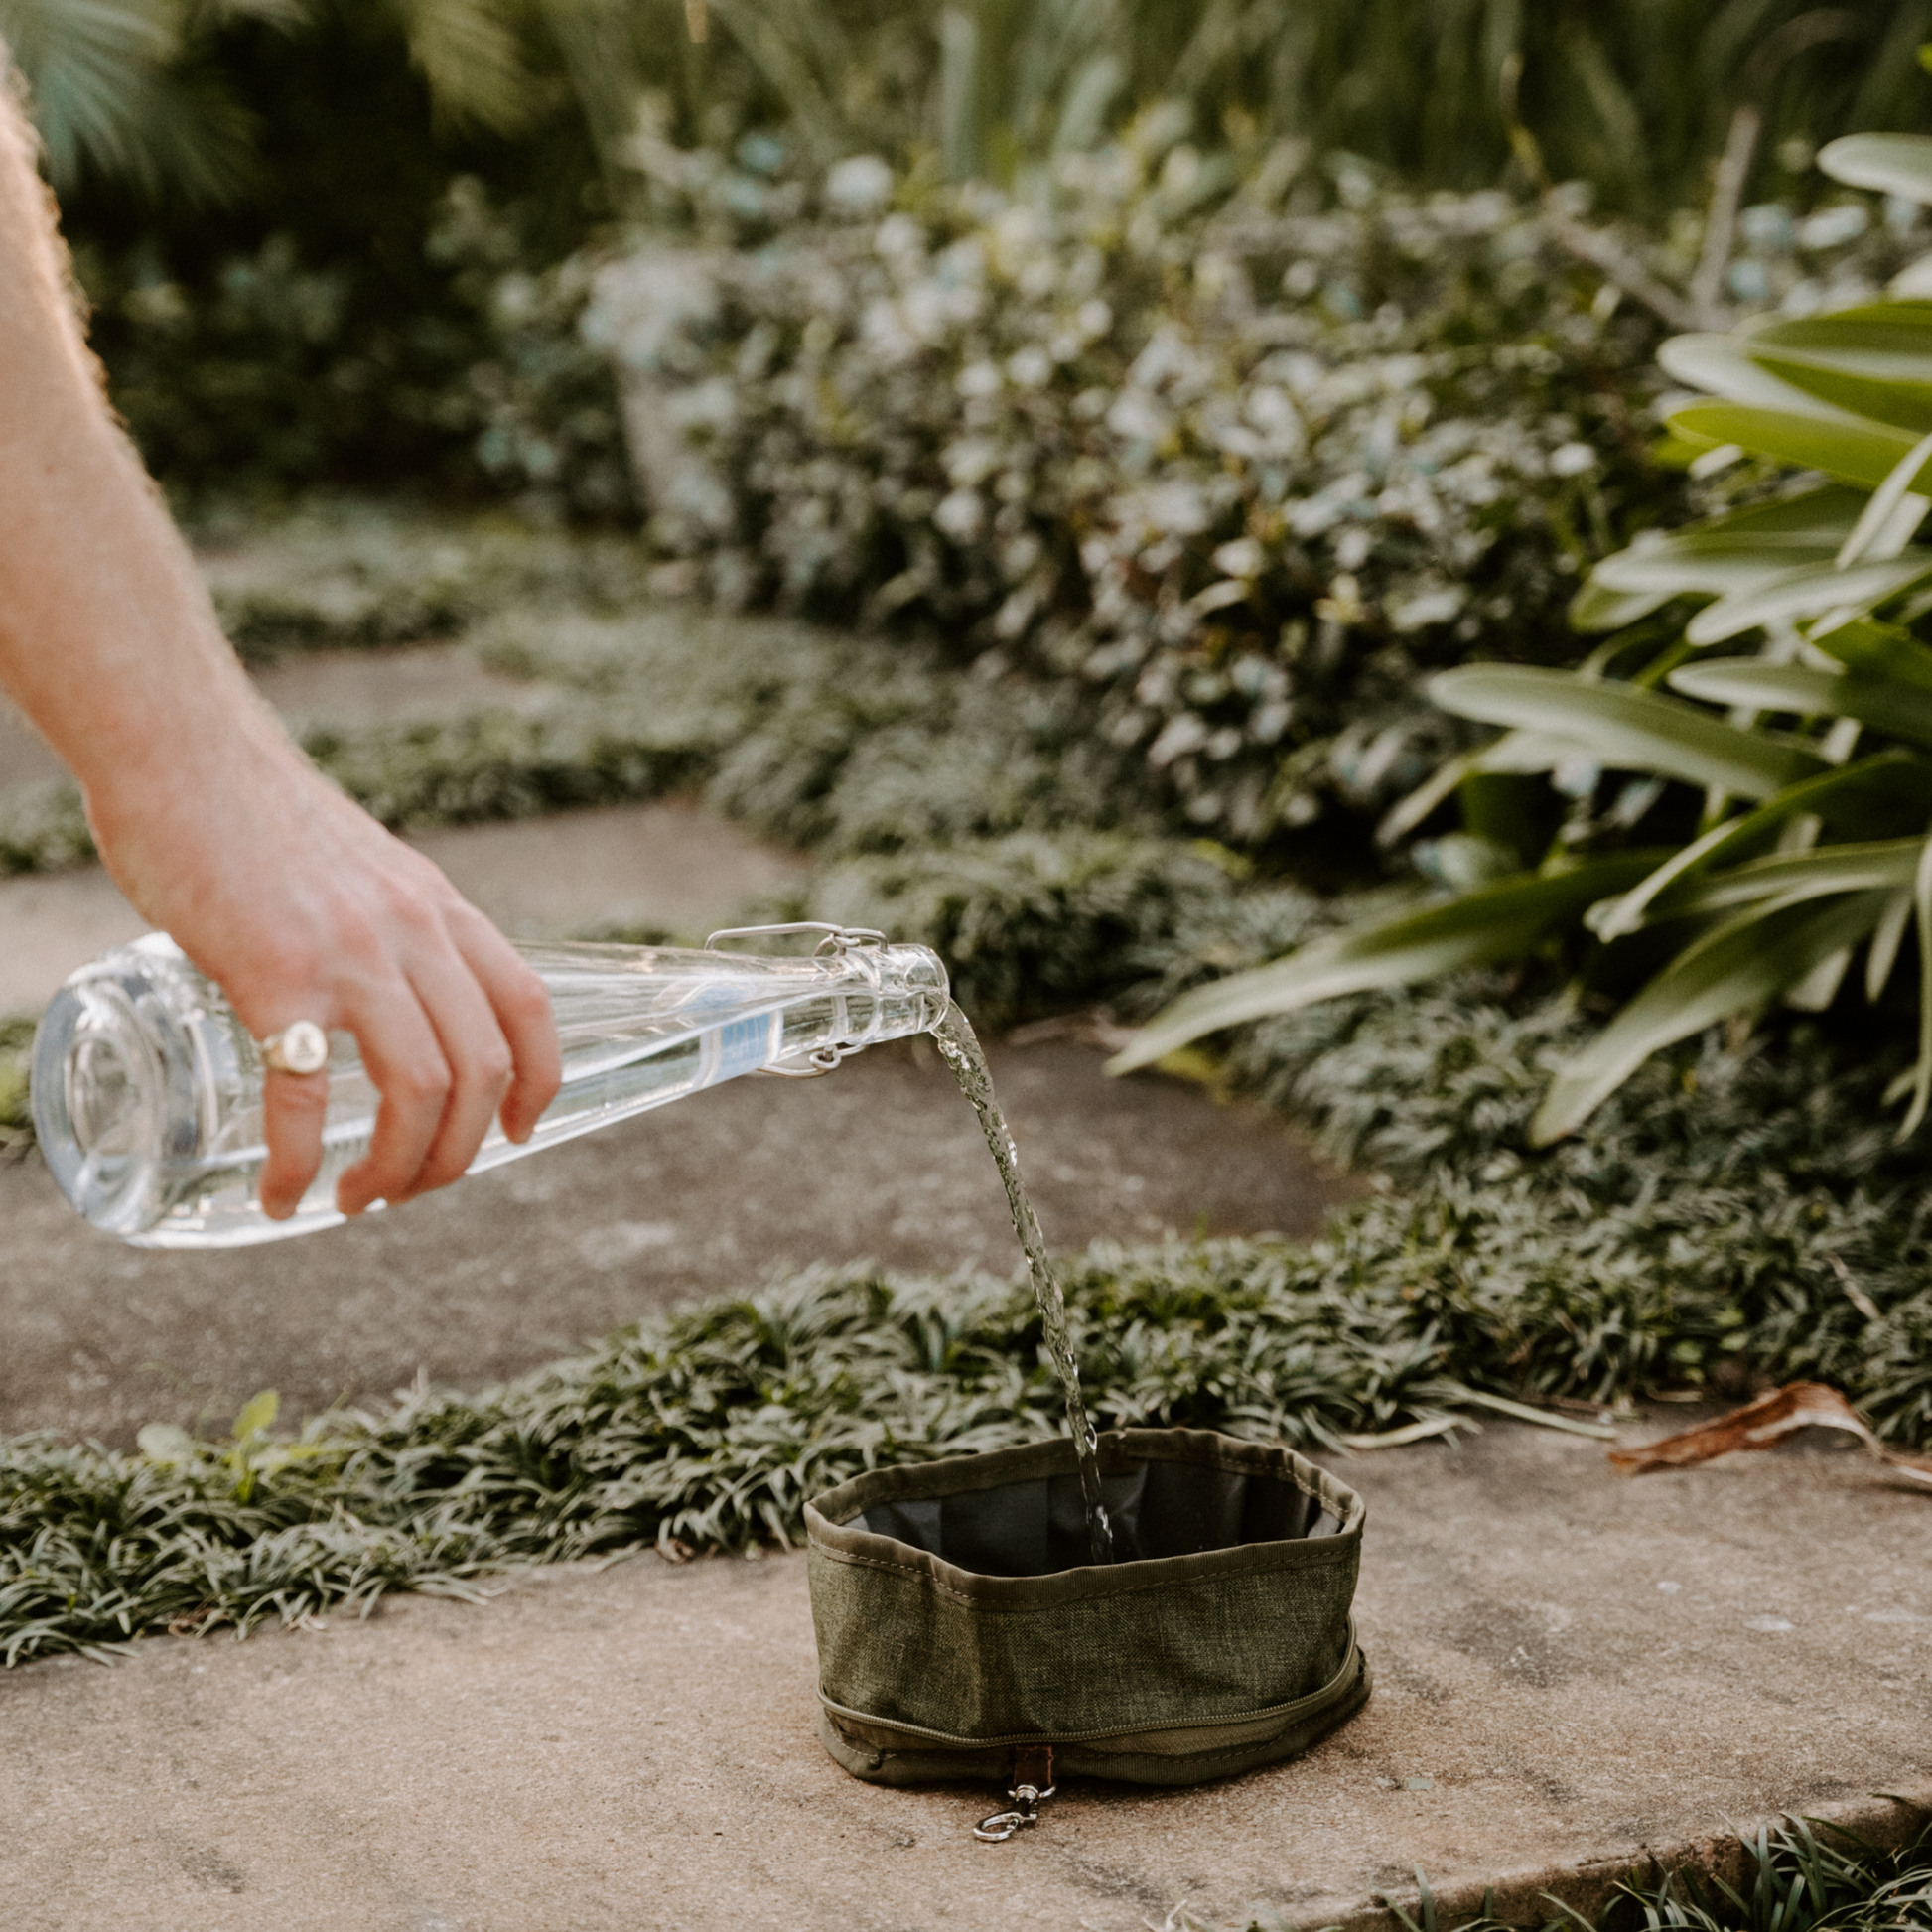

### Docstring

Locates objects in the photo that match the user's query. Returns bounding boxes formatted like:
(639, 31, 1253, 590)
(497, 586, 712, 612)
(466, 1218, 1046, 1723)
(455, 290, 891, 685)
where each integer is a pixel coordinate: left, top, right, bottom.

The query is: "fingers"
(327, 904, 554, 1216)
(450, 906, 561, 1142)
(332, 991, 454, 1218)
(230, 832, 559, 1219)
(382, 941, 513, 1204)
(258, 1066, 331, 1219)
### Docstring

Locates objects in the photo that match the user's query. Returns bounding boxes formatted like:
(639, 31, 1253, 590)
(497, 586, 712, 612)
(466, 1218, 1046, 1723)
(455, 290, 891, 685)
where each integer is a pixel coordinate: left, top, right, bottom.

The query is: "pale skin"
(0, 78, 563, 1219)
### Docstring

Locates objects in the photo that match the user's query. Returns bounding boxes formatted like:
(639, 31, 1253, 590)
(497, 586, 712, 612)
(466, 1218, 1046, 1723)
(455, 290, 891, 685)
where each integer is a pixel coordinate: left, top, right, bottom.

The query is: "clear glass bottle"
(32, 923, 948, 1249)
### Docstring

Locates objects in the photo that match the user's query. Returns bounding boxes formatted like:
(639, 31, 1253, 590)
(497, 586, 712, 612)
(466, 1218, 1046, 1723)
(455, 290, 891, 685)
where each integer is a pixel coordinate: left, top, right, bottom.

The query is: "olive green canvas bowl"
(805, 1427, 1370, 1789)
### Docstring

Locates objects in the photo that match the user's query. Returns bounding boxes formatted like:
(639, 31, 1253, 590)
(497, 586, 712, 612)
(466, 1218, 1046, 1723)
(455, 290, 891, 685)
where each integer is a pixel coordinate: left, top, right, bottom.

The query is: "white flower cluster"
(585, 136, 1877, 841)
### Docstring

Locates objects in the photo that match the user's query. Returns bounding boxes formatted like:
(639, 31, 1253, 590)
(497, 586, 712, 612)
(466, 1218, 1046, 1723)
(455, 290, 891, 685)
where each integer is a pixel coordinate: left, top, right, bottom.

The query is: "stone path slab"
(408, 798, 806, 943)
(3, 1424, 1926, 1932)
(0, 1037, 1355, 1444)
(0, 867, 154, 1015)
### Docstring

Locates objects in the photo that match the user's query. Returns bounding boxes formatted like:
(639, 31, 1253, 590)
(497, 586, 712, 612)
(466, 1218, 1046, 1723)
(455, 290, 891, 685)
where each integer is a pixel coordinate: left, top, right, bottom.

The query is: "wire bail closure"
(703, 921, 886, 957)
(702, 922, 893, 1079)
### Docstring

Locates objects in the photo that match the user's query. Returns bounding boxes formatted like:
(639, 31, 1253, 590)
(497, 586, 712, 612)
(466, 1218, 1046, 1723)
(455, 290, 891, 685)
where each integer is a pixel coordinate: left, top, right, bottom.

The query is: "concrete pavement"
(3, 1421, 1925, 1931)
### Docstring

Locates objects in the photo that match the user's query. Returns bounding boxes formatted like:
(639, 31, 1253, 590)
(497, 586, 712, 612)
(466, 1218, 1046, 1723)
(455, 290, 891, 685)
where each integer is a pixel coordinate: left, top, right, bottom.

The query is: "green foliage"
(1124, 130, 1932, 1136)
(14, 952, 1932, 1662)
(1593, 1815, 1932, 1932)
(0, 0, 283, 203)
(473, 597, 1162, 853)
(20, 0, 1929, 218)
(193, 498, 656, 658)
(0, 0, 546, 202)
(78, 179, 634, 517)
(598, 141, 1715, 847)
(36, 0, 1928, 505)
(801, 832, 1243, 1025)
(0, 1014, 33, 1140)
(0, 779, 93, 876)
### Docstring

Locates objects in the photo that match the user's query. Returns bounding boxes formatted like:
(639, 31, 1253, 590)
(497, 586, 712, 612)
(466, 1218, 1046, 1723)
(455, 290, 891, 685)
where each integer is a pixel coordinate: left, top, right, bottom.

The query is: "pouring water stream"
(933, 1001, 1115, 1567)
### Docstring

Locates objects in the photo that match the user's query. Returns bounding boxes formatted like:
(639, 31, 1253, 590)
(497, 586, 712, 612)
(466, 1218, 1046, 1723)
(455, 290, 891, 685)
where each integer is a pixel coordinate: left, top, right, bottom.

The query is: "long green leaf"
(1681, 555, 1932, 645)
(1809, 616, 1932, 694)
(1375, 730, 1574, 846)
(1658, 334, 1868, 419)
(1530, 890, 1897, 1144)
(1644, 838, 1924, 920)
(1591, 532, 1844, 597)
(1668, 659, 1932, 747)
(1677, 485, 1866, 537)
(1866, 887, 1913, 1001)
(1740, 310, 1932, 437)
(1569, 578, 1674, 633)
(1575, 487, 1863, 632)
(1587, 754, 1932, 939)
(1667, 402, 1921, 489)
(1429, 666, 1827, 800)
(1106, 855, 1665, 1075)
(1905, 833, 1932, 1138)
(1835, 428, 1932, 567)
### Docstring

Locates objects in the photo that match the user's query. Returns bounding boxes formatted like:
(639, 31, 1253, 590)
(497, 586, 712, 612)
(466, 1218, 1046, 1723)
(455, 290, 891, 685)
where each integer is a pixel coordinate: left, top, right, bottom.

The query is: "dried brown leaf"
(1608, 1381, 1932, 1486)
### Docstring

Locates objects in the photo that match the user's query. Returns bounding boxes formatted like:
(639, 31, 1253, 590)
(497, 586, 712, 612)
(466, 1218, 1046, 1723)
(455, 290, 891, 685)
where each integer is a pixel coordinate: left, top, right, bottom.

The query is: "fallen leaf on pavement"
(1608, 1381, 1932, 1487)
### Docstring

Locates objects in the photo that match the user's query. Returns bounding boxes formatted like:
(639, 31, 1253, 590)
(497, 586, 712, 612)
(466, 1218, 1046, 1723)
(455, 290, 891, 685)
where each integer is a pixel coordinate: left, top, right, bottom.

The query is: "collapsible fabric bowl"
(806, 1427, 1370, 1791)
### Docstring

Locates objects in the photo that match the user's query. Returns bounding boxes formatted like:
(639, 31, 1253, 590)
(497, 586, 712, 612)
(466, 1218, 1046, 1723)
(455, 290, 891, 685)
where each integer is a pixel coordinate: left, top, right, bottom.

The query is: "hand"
(88, 734, 563, 1220)
(0, 90, 558, 1219)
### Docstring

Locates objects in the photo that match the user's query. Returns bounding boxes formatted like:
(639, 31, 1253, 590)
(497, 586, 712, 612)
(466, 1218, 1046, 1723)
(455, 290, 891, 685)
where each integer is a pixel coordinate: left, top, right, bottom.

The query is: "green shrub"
(593, 133, 1920, 849)
(799, 832, 1243, 1024)
(0, 1016, 33, 1141)
(0, 780, 94, 876)
(79, 181, 633, 520)
(1118, 132, 1932, 1133)
(196, 498, 654, 658)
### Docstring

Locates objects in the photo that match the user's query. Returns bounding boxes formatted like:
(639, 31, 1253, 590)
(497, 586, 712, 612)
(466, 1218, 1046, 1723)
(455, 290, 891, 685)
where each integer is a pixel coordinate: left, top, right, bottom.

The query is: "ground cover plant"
(8, 958, 1932, 1664)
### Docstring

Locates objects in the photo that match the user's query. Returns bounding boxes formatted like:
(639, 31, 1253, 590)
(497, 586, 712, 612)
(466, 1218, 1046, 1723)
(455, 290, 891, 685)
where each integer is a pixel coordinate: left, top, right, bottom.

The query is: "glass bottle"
(32, 923, 947, 1249)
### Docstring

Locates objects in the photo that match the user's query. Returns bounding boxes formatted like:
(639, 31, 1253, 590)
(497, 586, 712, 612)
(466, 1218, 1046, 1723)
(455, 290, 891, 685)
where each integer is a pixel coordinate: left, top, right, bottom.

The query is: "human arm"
(0, 81, 561, 1218)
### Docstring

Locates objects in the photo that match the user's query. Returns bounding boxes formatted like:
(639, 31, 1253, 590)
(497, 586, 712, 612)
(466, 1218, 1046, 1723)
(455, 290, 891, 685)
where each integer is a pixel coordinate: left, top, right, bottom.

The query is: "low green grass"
(8, 972, 1932, 1665)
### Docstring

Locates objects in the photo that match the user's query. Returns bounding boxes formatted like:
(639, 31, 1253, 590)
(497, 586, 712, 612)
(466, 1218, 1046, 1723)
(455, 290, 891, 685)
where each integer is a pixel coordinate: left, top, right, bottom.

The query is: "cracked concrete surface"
(2, 1424, 1926, 1931)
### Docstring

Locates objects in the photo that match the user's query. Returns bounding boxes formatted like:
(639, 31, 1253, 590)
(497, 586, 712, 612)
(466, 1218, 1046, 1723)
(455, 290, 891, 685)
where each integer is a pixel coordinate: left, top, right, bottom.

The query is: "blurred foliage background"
(4, 0, 1930, 508)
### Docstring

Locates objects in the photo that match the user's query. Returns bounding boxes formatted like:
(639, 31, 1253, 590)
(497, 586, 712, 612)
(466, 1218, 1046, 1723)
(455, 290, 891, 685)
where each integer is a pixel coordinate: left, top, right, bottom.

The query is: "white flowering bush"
(587, 140, 1668, 843)
(588, 127, 1926, 846)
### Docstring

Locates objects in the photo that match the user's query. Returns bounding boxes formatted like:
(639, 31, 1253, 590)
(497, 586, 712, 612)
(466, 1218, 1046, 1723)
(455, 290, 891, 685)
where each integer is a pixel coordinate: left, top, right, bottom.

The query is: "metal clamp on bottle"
(703, 921, 886, 957)
(704, 922, 895, 1078)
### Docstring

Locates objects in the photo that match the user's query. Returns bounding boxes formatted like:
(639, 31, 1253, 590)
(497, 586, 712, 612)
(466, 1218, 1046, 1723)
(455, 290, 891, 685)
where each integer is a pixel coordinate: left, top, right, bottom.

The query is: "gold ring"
(259, 1021, 331, 1076)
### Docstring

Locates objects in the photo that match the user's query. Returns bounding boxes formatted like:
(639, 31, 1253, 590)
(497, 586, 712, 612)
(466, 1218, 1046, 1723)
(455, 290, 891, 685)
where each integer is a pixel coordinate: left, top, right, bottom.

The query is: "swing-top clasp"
(703, 923, 894, 1079)
(703, 921, 886, 957)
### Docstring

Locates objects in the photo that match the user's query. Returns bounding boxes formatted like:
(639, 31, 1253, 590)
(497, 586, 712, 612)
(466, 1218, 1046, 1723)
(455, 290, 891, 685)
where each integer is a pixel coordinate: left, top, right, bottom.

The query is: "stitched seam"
(871, 1725, 1352, 1772)
(819, 1629, 1361, 1749)
(811, 1541, 1353, 1607)
(812, 1435, 1366, 1538)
